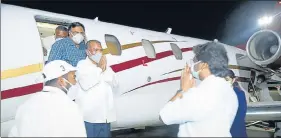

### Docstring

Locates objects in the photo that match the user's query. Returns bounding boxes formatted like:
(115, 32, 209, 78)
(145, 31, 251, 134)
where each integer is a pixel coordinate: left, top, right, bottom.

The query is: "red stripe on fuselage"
(110, 47, 193, 72)
(1, 83, 43, 100)
(236, 44, 246, 50)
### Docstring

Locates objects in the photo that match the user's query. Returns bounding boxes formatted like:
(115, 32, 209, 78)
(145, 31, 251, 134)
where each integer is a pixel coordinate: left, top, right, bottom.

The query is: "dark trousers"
(84, 121, 111, 137)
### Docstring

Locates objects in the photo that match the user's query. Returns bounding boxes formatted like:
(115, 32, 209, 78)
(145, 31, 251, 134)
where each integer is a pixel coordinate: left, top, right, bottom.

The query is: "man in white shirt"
(159, 42, 238, 137)
(72, 40, 118, 137)
(8, 60, 86, 137)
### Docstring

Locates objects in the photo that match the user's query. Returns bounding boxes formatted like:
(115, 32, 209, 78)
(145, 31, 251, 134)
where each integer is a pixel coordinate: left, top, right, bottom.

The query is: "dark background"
(3, 0, 280, 46)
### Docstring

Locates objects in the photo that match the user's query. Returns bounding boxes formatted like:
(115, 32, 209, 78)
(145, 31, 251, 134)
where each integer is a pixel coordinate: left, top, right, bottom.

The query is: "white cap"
(43, 60, 77, 82)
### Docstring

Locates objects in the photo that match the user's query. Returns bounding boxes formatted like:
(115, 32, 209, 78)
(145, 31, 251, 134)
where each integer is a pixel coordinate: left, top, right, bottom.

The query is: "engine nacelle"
(246, 29, 281, 70)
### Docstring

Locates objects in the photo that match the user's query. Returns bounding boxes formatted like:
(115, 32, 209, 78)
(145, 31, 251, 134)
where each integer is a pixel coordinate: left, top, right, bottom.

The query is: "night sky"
(2, 1, 280, 46)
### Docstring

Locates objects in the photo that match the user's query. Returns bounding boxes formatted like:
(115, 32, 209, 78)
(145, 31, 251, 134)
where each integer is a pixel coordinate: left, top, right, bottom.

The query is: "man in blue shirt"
(47, 22, 87, 67)
(226, 70, 247, 137)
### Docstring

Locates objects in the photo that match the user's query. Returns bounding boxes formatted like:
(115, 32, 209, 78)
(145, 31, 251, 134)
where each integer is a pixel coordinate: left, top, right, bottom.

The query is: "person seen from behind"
(226, 69, 247, 138)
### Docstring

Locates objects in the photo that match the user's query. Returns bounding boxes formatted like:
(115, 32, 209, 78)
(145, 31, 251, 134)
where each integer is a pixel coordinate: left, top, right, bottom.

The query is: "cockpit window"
(105, 34, 122, 56)
(141, 39, 156, 58)
(170, 43, 183, 60)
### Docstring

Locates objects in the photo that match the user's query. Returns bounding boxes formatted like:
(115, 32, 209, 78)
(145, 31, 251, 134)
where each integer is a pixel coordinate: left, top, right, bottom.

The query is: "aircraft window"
(170, 43, 183, 60)
(105, 34, 122, 56)
(141, 39, 156, 58)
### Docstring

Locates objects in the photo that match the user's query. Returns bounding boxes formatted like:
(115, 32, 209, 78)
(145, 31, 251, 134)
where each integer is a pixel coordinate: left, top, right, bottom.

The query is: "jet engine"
(246, 29, 281, 70)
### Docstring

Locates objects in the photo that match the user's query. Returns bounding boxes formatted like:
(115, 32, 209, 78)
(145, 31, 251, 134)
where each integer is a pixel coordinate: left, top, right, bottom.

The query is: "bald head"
(55, 26, 68, 39)
(87, 40, 103, 55)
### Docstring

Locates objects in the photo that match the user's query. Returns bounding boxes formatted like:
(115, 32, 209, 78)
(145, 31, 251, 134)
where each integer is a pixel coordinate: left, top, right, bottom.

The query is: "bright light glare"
(258, 16, 273, 26)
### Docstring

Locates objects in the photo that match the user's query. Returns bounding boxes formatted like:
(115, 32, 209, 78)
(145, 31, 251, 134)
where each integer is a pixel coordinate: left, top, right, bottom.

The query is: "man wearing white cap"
(8, 60, 86, 137)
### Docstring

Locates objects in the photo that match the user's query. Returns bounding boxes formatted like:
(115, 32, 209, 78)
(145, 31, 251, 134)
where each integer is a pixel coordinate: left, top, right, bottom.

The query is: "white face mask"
(190, 60, 202, 80)
(71, 33, 84, 44)
(89, 52, 102, 63)
(62, 78, 73, 93)
(67, 84, 80, 100)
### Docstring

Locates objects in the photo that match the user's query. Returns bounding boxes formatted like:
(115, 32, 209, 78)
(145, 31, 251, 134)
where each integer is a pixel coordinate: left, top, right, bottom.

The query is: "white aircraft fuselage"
(2, 3, 280, 137)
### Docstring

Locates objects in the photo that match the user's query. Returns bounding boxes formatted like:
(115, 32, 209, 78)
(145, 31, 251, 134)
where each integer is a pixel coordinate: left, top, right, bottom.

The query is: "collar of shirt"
(200, 75, 229, 85)
(197, 75, 215, 86)
(85, 57, 98, 66)
(202, 74, 215, 81)
(55, 37, 64, 42)
(76, 57, 101, 73)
